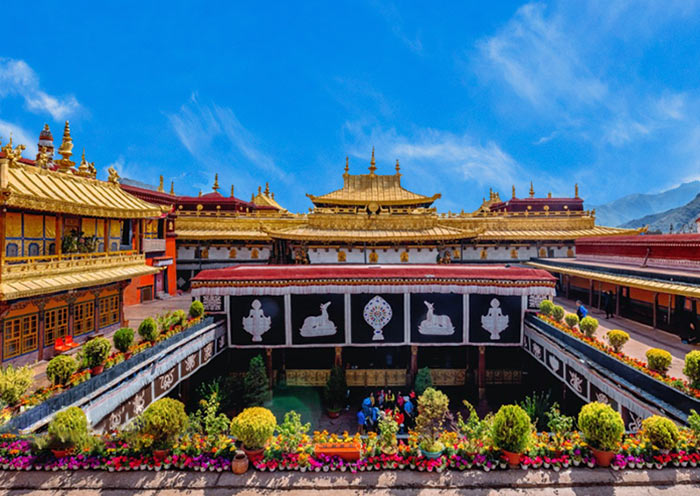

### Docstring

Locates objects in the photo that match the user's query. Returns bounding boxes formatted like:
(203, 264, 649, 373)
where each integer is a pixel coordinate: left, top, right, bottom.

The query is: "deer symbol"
(418, 301, 455, 335)
(300, 301, 337, 337)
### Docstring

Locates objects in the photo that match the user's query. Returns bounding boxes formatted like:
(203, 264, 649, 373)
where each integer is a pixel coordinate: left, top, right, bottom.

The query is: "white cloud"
(0, 119, 37, 157)
(369, 0, 424, 54)
(0, 58, 81, 120)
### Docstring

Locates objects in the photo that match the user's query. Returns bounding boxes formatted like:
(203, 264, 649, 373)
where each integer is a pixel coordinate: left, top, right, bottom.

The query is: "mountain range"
(591, 181, 700, 229)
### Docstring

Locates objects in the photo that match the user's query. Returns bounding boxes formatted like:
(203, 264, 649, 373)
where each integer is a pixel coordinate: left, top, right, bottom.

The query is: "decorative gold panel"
(485, 369, 523, 385)
(24, 214, 44, 238)
(286, 369, 330, 387)
(430, 369, 466, 386)
(346, 369, 407, 387)
(6, 213, 21, 238)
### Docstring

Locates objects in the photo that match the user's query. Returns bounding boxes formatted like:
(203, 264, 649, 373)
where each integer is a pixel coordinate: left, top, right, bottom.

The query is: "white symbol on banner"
(202, 295, 222, 312)
(242, 299, 271, 342)
(418, 301, 455, 335)
(364, 296, 393, 341)
(595, 393, 610, 405)
(628, 412, 643, 432)
(532, 342, 542, 359)
(300, 301, 337, 337)
(185, 354, 196, 372)
(481, 298, 509, 340)
(133, 392, 145, 416)
(548, 354, 560, 373)
(569, 370, 584, 394)
(108, 411, 122, 431)
(160, 370, 175, 391)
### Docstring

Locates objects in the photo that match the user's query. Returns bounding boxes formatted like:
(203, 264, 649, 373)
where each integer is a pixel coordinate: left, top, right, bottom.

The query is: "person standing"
(603, 291, 615, 319)
(356, 409, 366, 435)
(576, 300, 588, 320)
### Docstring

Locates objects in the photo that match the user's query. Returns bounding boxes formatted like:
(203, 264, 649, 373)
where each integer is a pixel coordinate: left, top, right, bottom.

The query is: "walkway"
(0, 468, 698, 495)
(29, 294, 193, 391)
(554, 296, 694, 378)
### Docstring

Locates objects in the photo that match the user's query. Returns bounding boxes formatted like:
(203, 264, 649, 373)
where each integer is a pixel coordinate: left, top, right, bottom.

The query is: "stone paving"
(0, 468, 698, 495)
(553, 297, 695, 378)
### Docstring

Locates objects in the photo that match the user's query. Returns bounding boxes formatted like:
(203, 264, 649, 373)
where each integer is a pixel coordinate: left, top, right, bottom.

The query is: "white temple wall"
(308, 247, 438, 264)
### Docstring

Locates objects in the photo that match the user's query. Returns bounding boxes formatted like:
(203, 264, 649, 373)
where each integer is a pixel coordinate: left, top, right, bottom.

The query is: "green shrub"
(551, 305, 565, 322)
(0, 364, 33, 406)
(519, 391, 554, 431)
(491, 404, 532, 453)
(378, 412, 399, 453)
(142, 398, 188, 449)
(579, 316, 599, 338)
(323, 365, 347, 411)
(646, 348, 672, 375)
(244, 355, 270, 407)
(138, 317, 159, 342)
(47, 406, 88, 449)
(168, 310, 187, 329)
(276, 411, 310, 454)
(415, 367, 433, 397)
(415, 387, 450, 453)
(46, 355, 77, 386)
(83, 337, 111, 369)
(683, 351, 700, 388)
(688, 410, 700, 437)
(578, 402, 624, 452)
(230, 407, 277, 450)
(189, 300, 205, 319)
(641, 415, 679, 451)
(113, 328, 134, 353)
(539, 300, 554, 316)
(564, 313, 579, 329)
(606, 330, 630, 353)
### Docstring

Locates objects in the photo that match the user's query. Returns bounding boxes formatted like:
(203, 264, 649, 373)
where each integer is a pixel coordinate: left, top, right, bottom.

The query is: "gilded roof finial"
(1, 137, 25, 167)
(258, 185, 262, 194)
(345, 156, 349, 173)
(198, 189, 202, 197)
(230, 184, 234, 197)
(213, 173, 220, 192)
(157, 175, 164, 192)
(77, 148, 91, 176)
(264, 182, 270, 196)
(369, 147, 377, 175)
(512, 185, 516, 199)
(170, 181, 175, 195)
(56, 121, 75, 172)
(395, 158, 400, 175)
(529, 181, 535, 198)
(575, 183, 579, 198)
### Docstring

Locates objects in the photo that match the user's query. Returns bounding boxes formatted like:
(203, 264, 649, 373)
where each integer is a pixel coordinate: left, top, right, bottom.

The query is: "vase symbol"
(300, 301, 337, 337)
(363, 296, 393, 341)
(481, 298, 509, 340)
(242, 299, 271, 342)
(418, 301, 454, 335)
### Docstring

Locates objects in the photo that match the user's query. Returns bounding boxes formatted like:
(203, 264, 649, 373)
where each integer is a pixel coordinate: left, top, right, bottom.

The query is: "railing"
(2, 250, 147, 280)
(142, 238, 166, 253)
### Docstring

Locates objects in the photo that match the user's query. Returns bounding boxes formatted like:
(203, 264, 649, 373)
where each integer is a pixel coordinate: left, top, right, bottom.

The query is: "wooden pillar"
(409, 345, 418, 381)
(334, 346, 342, 367)
(588, 279, 594, 307)
(0, 209, 6, 283)
(55, 213, 62, 256)
(37, 300, 46, 361)
(119, 282, 127, 327)
(667, 294, 672, 326)
(103, 219, 110, 253)
(652, 292, 659, 329)
(615, 286, 621, 316)
(597, 282, 603, 309)
(265, 348, 273, 389)
(477, 346, 486, 401)
(565, 275, 570, 299)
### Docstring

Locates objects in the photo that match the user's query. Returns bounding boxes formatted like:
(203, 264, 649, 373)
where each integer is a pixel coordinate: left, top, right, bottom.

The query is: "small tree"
(415, 367, 433, 396)
(189, 300, 205, 319)
(415, 387, 450, 453)
(113, 328, 134, 353)
(646, 348, 672, 376)
(552, 305, 565, 322)
(579, 316, 599, 338)
(564, 313, 579, 329)
(539, 300, 554, 317)
(606, 330, 630, 353)
(46, 355, 78, 386)
(323, 365, 347, 412)
(0, 364, 33, 406)
(244, 355, 270, 407)
(138, 317, 159, 342)
(684, 351, 700, 389)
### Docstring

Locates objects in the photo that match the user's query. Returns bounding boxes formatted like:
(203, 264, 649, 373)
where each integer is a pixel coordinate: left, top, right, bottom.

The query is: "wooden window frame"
(98, 295, 120, 329)
(3, 313, 38, 360)
(74, 301, 95, 336)
(44, 306, 69, 347)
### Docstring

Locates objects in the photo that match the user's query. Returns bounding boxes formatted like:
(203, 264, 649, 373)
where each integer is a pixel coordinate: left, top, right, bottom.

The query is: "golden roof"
(527, 261, 700, 299)
(264, 225, 473, 243)
(307, 153, 440, 207)
(476, 226, 640, 241)
(252, 183, 287, 211)
(1, 252, 159, 300)
(0, 160, 162, 218)
(176, 229, 272, 241)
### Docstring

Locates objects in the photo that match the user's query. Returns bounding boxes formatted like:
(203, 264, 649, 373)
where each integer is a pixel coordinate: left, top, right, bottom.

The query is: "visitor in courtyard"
(603, 291, 614, 319)
(377, 389, 385, 409)
(396, 391, 405, 409)
(394, 408, 405, 433)
(386, 389, 395, 409)
(356, 409, 366, 435)
(403, 397, 415, 428)
(576, 300, 588, 320)
(681, 301, 699, 344)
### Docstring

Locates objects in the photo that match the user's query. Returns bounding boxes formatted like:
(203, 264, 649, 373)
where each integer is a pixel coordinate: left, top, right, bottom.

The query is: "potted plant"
(0, 364, 33, 406)
(646, 348, 672, 376)
(113, 327, 135, 359)
(606, 330, 630, 353)
(46, 355, 78, 386)
(641, 415, 679, 453)
(415, 367, 433, 396)
(138, 317, 159, 343)
(491, 404, 532, 466)
(141, 398, 188, 460)
(564, 313, 579, 329)
(685, 351, 700, 389)
(83, 337, 111, 375)
(579, 316, 599, 338)
(378, 413, 399, 455)
(545, 405, 574, 455)
(323, 365, 346, 418)
(244, 355, 271, 407)
(230, 406, 277, 462)
(578, 402, 624, 467)
(231, 449, 249, 474)
(189, 300, 205, 320)
(415, 387, 450, 458)
(46, 406, 88, 458)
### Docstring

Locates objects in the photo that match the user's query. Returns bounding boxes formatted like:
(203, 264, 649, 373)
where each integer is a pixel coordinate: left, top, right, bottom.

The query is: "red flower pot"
(153, 449, 169, 462)
(51, 447, 74, 459)
(327, 408, 341, 419)
(231, 451, 249, 474)
(502, 450, 522, 467)
(590, 447, 615, 467)
(243, 446, 264, 463)
(91, 365, 104, 375)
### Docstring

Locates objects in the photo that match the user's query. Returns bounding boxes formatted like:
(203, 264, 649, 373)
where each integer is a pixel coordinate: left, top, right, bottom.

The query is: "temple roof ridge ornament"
(213, 173, 220, 192)
(369, 147, 377, 175)
(56, 121, 75, 172)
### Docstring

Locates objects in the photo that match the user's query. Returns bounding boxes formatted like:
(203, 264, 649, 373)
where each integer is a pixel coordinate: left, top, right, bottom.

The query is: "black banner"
(468, 295, 522, 344)
(291, 294, 345, 345)
(565, 363, 589, 400)
(410, 293, 463, 343)
(351, 293, 405, 344)
(230, 296, 285, 346)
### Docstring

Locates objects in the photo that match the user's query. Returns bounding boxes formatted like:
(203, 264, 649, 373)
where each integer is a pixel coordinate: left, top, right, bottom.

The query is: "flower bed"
(529, 313, 700, 412)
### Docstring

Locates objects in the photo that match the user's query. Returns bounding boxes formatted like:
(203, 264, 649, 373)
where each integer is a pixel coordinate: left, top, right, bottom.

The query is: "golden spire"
(345, 156, 349, 173)
(512, 185, 516, 199)
(230, 184, 234, 197)
(77, 148, 91, 176)
(395, 158, 400, 175)
(264, 182, 270, 196)
(213, 173, 220, 192)
(369, 147, 376, 175)
(258, 185, 262, 194)
(575, 183, 579, 198)
(56, 121, 74, 171)
(157, 175, 164, 192)
(529, 181, 535, 198)
(198, 189, 202, 197)
(170, 181, 175, 195)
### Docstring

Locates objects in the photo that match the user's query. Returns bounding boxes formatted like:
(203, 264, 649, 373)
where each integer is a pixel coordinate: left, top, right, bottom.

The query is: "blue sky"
(2, 1, 700, 213)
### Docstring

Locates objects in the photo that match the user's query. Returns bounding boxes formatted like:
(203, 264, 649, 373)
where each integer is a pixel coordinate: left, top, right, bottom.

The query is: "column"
(103, 219, 110, 253)
(265, 348, 273, 388)
(597, 282, 603, 309)
(119, 282, 127, 327)
(409, 345, 418, 381)
(652, 292, 659, 329)
(588, 279, 594, 307)
(0, 209, 5, 284)
(615, 286, 621, 316)
(54, 214, 62, 256)
(334, 346, 342, 368)
(565, 276, 570, 299)
(477, 346, 486, 401)
(37, 300, 46, 361)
